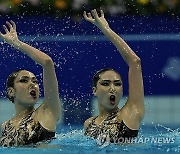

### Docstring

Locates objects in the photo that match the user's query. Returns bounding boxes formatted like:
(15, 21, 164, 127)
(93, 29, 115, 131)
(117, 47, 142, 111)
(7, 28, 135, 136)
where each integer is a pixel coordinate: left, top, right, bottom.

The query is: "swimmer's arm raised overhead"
(83, 10, 144, 129)
(0, 21, 61, 130)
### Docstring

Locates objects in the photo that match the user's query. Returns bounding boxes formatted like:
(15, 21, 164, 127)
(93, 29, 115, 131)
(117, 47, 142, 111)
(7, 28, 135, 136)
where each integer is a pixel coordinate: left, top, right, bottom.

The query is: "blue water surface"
(0, 124, 180, 154)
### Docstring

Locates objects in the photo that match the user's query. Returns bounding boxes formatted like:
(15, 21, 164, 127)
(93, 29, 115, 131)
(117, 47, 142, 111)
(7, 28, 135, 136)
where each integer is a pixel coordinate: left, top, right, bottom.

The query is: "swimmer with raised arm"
(0, 21, 61, 147)
(83, 9, 144, 143)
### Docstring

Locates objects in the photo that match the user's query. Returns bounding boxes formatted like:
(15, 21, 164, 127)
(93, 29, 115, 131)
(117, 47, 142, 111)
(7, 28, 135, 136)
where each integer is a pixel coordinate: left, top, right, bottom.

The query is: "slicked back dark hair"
(6, 69, 23, 103)
(92, 68, 122, 88)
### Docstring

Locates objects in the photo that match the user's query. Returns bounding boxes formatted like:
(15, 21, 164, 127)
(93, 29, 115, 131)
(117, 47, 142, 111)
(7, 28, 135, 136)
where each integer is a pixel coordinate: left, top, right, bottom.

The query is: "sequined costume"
(0, 111, 55, 147)
(85, 110, 138, 143)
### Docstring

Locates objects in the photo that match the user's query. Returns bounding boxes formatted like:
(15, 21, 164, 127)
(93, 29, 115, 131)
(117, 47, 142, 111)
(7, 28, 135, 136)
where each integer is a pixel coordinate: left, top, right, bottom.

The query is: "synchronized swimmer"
(83, 9, 144, 143)
(0, 21, 61, 146)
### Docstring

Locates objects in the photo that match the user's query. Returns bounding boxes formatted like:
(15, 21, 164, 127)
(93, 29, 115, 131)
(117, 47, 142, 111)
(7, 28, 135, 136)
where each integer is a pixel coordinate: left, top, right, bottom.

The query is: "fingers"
(100, 9, 104, 17)
(83, 11, 88, 20)
(1, 20, 16, 34)
(83, 11, 94, 22)
(3, 25, 9, 33)
(6, 21, 13, 30)
(84, 9, 104, 20)
(6, 20, 16, 31)
(83, 11, 93, 20)
(91, 9, 99, 20)
(87, 13, 93, 19)
(10, 20, 16, 30)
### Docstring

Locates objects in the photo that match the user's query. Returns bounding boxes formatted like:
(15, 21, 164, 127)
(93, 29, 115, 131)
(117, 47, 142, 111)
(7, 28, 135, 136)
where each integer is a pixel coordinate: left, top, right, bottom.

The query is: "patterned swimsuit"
(0, 111, 55, 147)
(85, 110, 138, 143)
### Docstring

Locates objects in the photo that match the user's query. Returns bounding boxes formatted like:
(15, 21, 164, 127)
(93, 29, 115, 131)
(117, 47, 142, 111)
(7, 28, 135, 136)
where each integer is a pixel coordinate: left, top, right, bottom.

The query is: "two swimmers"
(0, 9, 144, 146)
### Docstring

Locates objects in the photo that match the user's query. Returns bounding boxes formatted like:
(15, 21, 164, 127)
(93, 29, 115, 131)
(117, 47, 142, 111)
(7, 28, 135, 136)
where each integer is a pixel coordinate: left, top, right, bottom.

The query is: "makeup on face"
(18, 76, 38, 84)
(16, 73, 39, 99)
(99, 79, 122, 87)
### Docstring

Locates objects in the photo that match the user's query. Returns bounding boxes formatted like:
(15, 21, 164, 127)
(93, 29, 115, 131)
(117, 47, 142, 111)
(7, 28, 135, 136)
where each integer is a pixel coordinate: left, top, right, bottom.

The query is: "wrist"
(11, 39, 22, 48)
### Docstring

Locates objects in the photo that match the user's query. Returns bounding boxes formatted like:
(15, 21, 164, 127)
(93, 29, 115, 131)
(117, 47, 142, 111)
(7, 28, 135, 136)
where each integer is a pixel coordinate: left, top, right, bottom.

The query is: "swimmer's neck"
(98, 104, 118, 118)
(15, 103, 34, 118)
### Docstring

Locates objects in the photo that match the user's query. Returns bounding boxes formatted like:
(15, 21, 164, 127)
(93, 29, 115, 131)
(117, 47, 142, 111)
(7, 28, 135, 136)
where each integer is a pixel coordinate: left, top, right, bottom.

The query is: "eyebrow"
(114, 80, 122, 82)
(101, 79, 121, 82)
(19, 76, 37, 80)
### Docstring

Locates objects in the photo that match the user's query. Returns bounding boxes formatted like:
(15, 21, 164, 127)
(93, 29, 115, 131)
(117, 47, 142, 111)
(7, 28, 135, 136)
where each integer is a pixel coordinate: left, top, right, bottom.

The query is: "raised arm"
(0, 21, 61, 130)
(83, 10, 144, 129)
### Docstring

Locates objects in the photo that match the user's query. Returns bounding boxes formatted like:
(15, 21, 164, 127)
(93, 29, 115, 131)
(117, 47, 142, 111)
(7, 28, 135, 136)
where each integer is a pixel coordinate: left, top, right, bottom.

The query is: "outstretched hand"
(83, 9, 110, 30)
(0, 20, 19, 46)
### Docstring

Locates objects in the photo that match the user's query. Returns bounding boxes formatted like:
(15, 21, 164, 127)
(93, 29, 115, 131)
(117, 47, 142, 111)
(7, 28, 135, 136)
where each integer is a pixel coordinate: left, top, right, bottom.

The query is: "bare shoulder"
(84, 117, 94, 129)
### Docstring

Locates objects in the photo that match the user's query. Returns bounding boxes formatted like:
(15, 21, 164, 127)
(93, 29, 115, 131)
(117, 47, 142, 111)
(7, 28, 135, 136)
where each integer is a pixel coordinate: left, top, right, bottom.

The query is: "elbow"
(134, 57, 141, 64)
(43, 57, 54, 67)
(130, 57, 142, 69)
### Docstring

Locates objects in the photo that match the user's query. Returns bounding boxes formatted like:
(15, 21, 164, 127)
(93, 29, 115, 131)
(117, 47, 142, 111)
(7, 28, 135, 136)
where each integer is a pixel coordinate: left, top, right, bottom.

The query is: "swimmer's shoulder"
(84, 117, 95, 129)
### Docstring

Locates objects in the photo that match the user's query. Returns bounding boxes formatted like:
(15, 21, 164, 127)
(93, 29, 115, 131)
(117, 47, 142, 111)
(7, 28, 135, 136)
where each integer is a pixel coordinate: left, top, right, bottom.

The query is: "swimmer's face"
(12, 70, 39, 106)
(93, 70, 123, 110)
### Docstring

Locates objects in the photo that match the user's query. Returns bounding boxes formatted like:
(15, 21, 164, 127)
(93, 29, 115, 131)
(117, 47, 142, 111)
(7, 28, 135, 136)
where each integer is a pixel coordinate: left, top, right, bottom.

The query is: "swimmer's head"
(92, 68, 122, 88)
(6, 69, 39, 104)
(92, 68, 123, 110)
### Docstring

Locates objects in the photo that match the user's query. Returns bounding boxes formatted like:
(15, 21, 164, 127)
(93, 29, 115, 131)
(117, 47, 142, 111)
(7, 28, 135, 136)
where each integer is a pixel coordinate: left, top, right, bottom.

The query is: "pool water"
(0, 124, 180, 154)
